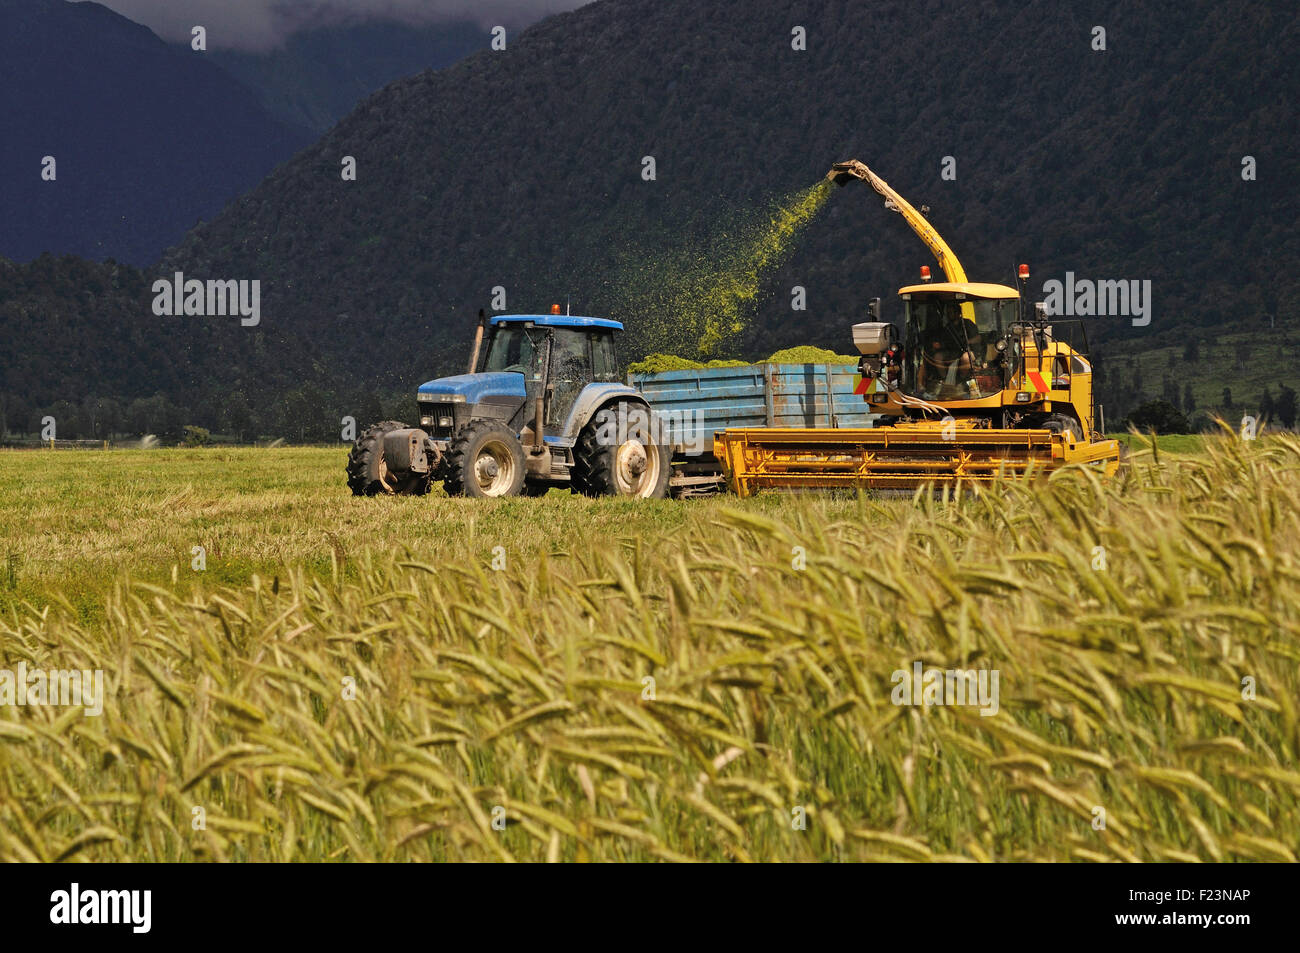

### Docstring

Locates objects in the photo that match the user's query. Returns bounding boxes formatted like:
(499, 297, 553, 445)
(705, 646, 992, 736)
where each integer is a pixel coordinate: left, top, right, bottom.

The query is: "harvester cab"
(346, 307, 670, 499)
(857, 276, 1098, 439)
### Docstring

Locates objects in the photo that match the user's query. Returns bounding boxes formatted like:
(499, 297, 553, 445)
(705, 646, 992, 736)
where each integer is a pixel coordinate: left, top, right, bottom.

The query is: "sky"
(83, 0, 592, 51)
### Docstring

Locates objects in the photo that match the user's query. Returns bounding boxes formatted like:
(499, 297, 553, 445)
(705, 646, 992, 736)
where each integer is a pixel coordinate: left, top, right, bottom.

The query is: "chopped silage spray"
(611, 180, 832, 358)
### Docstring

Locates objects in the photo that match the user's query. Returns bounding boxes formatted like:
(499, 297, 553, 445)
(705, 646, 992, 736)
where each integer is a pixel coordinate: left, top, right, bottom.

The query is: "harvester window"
(905, 296, 1009, 400)
(910, 299, 976, 399)
(1052, 355, 1071, 389)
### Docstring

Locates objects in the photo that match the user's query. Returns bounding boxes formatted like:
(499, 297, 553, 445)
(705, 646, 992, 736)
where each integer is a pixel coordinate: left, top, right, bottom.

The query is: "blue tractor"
(346, 309, 671, 499)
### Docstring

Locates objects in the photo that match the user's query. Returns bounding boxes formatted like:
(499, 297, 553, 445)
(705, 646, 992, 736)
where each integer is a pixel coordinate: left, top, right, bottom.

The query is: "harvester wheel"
(346, 420, 433, 496)
(1042, 414, 1084, 441)
(443, 420, 526, 498)
(573, 400, 670, 499)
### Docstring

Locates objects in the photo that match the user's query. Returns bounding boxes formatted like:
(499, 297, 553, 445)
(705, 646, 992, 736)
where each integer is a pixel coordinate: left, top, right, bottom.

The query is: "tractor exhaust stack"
(467, 309, 487, 375)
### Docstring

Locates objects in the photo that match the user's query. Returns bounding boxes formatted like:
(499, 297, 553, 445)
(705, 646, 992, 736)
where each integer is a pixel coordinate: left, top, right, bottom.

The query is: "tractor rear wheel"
(347, 420, 433, 496)
(443, 420, 526, 498)
(573, 400, 670, 499)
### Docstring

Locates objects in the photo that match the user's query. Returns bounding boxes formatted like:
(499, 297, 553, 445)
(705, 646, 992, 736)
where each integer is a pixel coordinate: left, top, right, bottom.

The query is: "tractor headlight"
(438, 416, 453, 428)
(1016, 392, 1032, 402)
(420, 393, 466, 403)
(420, 415, 435, 427)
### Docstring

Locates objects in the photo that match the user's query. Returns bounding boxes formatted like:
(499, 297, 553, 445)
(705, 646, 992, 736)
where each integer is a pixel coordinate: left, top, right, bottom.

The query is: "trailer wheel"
(346, 420, 433, 496)
(443, 420, 526, 498)
(574, 400, 670, 499)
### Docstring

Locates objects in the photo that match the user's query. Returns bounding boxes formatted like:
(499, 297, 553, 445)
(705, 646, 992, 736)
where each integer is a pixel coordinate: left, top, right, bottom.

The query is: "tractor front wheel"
(443, 420, 526, 498)
(347, 420, 433, 496)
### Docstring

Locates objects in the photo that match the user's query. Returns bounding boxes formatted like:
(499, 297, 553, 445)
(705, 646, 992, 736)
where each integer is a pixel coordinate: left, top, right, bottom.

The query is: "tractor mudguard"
(562, 383, 648, 440)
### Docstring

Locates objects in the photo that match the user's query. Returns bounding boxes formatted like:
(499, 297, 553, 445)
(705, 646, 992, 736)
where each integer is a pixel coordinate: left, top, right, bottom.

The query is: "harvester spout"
(825, 158, 969, 286)
(827, 160, 865, 187)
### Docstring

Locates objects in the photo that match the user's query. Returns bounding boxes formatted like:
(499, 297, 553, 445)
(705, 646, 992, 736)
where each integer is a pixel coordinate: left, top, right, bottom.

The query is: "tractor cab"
(478, 314, 622, 434)
(415, 312, 623, 443)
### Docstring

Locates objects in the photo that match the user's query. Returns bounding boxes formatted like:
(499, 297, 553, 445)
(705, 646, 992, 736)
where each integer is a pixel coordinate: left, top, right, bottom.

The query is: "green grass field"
(1109, 432, 1205, 455)
(1117, 330, 1300, 422)
(1, 440, 1298, 862)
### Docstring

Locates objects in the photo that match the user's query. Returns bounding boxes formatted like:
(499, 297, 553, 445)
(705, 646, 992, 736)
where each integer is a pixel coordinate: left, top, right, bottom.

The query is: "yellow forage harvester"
(716, 159, 1122, 496)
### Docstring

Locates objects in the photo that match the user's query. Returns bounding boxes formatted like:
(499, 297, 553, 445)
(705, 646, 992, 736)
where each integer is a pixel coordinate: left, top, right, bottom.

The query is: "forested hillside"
(4, 0, 1297, 438)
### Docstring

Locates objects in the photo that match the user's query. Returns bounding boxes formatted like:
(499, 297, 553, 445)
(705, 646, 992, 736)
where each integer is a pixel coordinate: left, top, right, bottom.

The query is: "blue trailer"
(629, 363, 881, 495)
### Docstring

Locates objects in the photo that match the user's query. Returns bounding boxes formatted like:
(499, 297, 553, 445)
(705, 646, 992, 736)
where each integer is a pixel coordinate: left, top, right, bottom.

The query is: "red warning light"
(550, 303, 562, 314)
(919, 266, 932, 282)
(1018, 263, 1030, 280)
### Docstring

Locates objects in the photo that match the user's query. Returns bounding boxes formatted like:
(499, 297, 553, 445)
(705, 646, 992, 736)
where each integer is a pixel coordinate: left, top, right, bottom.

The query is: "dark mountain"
(3, 0, 1298, 438)
(159, 0, 1298, 375)
(199, 19, 495, 133)
(0, 0, 313, 264)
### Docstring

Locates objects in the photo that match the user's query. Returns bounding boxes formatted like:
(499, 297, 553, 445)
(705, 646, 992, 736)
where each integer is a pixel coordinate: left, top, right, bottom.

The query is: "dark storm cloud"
(84, 1, 591, 51)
